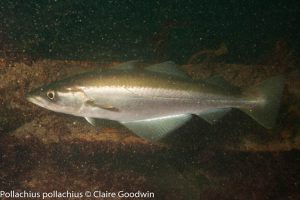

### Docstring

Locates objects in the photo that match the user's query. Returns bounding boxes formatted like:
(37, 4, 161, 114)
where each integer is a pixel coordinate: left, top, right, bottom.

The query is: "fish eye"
(47, 90, 55, 100)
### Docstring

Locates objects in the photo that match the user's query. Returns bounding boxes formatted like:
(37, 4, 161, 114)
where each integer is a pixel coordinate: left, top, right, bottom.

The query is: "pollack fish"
(26, 61, 284, 141)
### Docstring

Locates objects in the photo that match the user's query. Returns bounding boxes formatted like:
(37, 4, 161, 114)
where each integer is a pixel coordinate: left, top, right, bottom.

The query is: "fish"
(26, 61, 284, 141)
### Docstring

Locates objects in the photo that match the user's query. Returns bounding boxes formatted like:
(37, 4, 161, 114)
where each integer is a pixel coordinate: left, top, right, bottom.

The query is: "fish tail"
(240, 75, 285, 128)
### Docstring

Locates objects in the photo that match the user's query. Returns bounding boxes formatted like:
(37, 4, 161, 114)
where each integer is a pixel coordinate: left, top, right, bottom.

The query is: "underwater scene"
(0, 1, 300, 199)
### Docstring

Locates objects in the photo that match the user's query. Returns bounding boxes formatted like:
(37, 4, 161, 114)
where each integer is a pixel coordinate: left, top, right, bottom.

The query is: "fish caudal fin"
(240, 75, 284, 129)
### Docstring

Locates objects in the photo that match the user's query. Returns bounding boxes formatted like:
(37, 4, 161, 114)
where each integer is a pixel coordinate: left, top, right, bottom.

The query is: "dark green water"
(0, 0, 299, 63)
(0, 1, 299, 200)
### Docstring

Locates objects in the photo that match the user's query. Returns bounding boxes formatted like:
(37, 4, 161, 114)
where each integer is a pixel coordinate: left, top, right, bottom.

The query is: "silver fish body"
(27, 61, 284, 141)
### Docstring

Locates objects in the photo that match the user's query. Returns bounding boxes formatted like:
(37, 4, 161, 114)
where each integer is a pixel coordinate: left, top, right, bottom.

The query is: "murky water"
(0, 1, 299, 199)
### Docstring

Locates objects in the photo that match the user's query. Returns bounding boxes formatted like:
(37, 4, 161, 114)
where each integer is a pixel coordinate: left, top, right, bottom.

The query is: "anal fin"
(121, 114, 192, 141)
(196, 108, 231, 124)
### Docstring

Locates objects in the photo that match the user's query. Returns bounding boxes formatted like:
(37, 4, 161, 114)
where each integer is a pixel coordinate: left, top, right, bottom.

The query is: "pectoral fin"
(85, 100, 119, 112)
(98, 105, 120, 112)
(85, 117, 97, 126)
(121, 114, 192, 141)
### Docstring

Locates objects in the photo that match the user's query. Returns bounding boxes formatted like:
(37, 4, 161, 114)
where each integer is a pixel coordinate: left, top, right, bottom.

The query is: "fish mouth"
(26, 94, 35, 103)
(26, 95, 45, 107)
(26, 94, 60, 112)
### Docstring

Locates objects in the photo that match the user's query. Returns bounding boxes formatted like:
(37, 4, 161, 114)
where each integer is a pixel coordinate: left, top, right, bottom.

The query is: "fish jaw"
(26, 88, 84, 116)
(26, 94, 51, 110)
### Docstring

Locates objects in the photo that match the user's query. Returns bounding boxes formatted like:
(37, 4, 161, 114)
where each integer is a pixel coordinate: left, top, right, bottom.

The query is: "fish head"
(26, 82, 86, 115)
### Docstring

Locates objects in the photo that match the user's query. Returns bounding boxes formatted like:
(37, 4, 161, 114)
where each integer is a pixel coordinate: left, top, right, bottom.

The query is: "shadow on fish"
(26, 61, 284, 141)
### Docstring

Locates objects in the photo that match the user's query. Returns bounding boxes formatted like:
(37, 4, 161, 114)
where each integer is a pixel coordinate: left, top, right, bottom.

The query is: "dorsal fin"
(205, 76, 240, 93)
(111, 60, 141, 70)
(145, 61, 190, 79)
